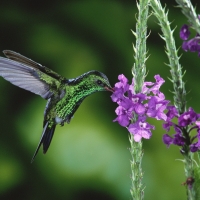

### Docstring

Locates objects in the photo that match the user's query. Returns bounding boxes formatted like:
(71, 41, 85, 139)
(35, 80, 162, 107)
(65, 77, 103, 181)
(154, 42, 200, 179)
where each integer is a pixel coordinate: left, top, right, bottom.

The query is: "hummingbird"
(0, 50, 113, 162)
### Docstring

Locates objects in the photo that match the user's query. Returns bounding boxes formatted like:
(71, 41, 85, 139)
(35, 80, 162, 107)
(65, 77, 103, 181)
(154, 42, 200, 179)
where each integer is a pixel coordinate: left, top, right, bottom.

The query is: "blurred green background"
(0, 0, 200, 199)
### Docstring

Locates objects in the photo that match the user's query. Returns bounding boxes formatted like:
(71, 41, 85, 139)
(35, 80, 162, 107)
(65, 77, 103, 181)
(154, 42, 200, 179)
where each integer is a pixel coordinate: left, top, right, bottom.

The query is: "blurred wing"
(0, 50, 65, 99)
(3, 50, 66, 81)
(3, 50, 44, 69)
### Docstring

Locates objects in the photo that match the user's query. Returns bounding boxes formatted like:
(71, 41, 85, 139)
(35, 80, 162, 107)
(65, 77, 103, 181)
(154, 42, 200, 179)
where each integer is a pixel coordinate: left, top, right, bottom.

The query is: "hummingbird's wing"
(0, 50, 66, 99)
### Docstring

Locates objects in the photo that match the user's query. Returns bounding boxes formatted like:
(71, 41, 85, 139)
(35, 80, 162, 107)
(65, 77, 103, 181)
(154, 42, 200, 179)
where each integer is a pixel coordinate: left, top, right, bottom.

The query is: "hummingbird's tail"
(31, 122, 56, 163)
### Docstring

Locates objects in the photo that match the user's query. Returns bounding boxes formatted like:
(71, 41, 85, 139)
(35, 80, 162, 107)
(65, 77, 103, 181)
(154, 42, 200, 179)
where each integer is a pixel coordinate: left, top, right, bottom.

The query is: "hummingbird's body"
(0, 50, 113, 161)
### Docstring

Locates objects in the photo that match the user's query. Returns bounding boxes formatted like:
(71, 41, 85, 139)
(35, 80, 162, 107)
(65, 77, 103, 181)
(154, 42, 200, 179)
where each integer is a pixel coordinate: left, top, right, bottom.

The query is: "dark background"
(0, 0, 200, 199)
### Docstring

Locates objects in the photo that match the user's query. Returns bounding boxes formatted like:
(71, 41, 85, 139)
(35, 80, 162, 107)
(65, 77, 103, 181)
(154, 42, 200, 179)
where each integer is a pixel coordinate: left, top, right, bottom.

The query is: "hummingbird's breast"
(54, 84, 89, 124)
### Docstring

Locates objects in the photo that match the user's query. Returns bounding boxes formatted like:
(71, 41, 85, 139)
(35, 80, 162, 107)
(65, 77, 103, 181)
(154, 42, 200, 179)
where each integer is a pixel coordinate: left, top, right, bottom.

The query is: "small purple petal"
(166, 105, 178, 120)
(182, 37, 200, 53)
(196, 121, 200, 128)
(118, 74, 128, 85)
(178, 107, 198, 127)
(173, 133, 185, 146)
(111, 74, 130, 102)
(146, 95, 169, 121)
(142, 81, 154, 93)
(133, 134, 142, 142)
(163, 134, 173, 147)
(180, 24, 190, 40)
(190, 143, 198, 152)
(113, 114, 129, 127)
(128, 117, 154, 142)
(163, 121, 174, 132)
(134, 103, 146, 115)
(146, 75, 165, 95)
(114, 105, 132, 127)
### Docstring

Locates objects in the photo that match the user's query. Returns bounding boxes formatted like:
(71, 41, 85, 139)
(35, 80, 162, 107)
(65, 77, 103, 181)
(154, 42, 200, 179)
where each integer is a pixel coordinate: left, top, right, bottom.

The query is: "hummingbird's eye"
(96, 79, 103, 86)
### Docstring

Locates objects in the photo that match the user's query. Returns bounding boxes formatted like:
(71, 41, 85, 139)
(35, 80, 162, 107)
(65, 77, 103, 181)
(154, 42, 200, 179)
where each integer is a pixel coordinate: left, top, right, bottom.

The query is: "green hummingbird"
(0, 50, 113, 162)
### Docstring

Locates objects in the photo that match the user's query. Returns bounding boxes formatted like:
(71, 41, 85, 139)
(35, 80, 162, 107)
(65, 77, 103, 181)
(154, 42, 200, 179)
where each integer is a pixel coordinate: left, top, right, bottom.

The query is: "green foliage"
(0, 0, 200, 200)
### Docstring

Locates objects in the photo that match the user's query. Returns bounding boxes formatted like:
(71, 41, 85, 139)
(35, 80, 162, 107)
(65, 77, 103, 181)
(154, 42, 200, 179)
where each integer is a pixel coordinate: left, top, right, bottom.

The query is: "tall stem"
(150, 0, 196, 199)
(130, 0, 149, 199)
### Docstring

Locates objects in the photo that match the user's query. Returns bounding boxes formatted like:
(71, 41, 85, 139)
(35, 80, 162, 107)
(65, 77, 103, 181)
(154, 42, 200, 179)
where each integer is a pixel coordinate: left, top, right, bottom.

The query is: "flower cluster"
(180, 24, 200, 57)
(163, 107, 200, 152)
(111, 74, 169, 142)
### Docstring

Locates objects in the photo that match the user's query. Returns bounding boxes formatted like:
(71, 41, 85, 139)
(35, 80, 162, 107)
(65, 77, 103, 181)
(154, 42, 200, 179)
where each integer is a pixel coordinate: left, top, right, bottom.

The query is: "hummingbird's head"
(78, 70, 114, 93)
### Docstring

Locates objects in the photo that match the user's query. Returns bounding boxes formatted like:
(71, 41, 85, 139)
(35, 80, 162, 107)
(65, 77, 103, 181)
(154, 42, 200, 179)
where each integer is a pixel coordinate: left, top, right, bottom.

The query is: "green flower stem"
(150, 0, 186, 115)
(129, 136, 144, 200)
(175, 0, 200, 34)
(183, 151, 195, 200)
(132, 0, 149, 94)
(150, 0, 196, 199)
(130, 0, 149, 199)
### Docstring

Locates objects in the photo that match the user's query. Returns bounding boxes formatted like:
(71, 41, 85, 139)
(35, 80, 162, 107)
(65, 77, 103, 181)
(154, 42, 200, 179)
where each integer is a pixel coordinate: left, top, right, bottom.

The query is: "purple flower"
(111, 74, 168, 142)
(190, 130, 200, 152)
(134, 103, 146, 115)
(163, 121, 174, 132)
(180, 24, 190, 40)
(196, 121, 200, 127)
(142, 75, 165, 95)
(128, 116, 155, 142)
(146, 93, 169, 121)
(189, 130, 200, 152)
(162, 106, 200, 152)
(113, 98, 134, 127)
(180, 23, 200, 57)
(142, 81, 154, 94)
(111, 74, 129, 102)
(149, 75, 165, 95)
(163, 134, 174, 147)
(130, 93, 147, 115)
(166, 105, 178, 120)
(173, 132, 185, 146)
(190, 143, 198, 152)
(178, 108, 198, 127)
(162, 105, 178, 133)
(163, 129, 185, 148)
(182, 36, 200, 55)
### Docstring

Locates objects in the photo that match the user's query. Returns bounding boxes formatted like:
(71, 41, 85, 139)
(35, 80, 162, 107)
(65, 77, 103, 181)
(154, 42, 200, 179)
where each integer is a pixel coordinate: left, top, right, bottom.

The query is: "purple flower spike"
(180, 24, 190, 40)
(162, 105, 200, 152)
(111, 73, 168, 142)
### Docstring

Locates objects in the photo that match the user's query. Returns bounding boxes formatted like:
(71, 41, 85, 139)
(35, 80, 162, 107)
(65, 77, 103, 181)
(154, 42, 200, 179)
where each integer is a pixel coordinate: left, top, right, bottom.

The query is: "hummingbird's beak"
(105, 86, 115, 93)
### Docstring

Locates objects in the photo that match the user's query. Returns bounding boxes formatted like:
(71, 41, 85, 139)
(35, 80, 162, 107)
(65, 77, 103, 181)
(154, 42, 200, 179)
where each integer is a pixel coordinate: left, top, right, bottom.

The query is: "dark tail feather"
(31, 122, 56, 163)
(42, 124, 56, 153)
